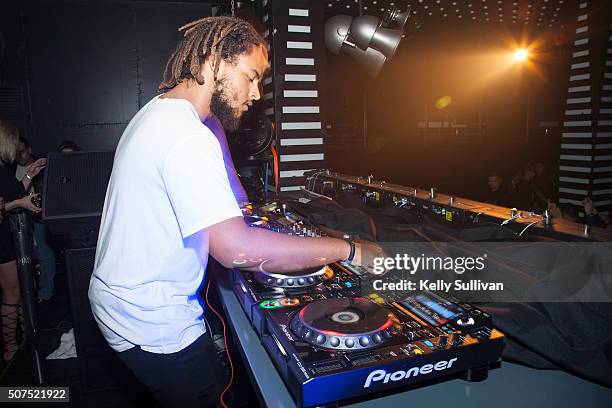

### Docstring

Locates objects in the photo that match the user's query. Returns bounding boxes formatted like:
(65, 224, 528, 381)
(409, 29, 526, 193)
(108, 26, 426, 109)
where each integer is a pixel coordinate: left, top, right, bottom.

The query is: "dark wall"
(1, 1, 211, 155)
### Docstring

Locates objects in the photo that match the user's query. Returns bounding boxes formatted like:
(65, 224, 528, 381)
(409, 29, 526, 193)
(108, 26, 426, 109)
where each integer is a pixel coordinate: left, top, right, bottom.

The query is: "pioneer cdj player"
(232, 201, 505, 407)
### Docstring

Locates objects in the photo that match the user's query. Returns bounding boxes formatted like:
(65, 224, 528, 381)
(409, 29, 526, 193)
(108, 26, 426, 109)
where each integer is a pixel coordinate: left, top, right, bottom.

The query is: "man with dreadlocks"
(89, 16, 385, 407)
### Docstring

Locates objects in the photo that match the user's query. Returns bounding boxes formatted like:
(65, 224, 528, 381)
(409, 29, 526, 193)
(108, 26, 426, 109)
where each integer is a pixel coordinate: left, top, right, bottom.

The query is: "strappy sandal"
(1, 302, 21, 362)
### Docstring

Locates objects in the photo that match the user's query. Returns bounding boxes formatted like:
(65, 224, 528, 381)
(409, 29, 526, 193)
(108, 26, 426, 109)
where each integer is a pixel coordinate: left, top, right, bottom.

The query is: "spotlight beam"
(514, 49, 529, 62)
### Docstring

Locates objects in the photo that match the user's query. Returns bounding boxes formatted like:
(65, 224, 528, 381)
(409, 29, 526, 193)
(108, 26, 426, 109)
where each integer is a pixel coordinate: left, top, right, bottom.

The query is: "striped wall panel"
(261, 0, 326, 191)
(558, 1, 612, 212)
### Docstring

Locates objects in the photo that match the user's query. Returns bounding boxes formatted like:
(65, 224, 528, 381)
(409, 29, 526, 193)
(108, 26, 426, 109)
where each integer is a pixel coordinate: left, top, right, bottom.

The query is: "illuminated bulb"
(514, 49, 529, 61)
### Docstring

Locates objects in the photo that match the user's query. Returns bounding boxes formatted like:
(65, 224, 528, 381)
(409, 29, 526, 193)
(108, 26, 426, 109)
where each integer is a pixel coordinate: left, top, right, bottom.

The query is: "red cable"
(270, 143, 279, 193)
(205, 279, 234, 408)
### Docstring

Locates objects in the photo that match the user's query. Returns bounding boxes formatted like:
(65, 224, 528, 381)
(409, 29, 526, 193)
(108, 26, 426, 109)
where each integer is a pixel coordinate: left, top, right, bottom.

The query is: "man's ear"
(201, 55, 228, 84)
(197, 56, 215, 86)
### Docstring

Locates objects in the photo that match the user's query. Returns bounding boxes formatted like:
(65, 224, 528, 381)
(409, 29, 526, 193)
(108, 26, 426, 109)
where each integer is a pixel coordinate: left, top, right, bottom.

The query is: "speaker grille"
(65, 247, 136, 392)
(43, 151, 114, 218)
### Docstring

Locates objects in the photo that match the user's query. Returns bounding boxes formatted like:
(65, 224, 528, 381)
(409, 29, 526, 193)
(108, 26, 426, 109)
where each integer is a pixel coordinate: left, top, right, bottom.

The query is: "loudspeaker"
(42, 151, 114, 235)
(65, 247, 137, 393)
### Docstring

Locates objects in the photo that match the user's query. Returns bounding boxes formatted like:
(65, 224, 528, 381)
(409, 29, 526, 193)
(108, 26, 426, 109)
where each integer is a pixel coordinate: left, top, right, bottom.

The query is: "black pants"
(117, 334, 223, 408)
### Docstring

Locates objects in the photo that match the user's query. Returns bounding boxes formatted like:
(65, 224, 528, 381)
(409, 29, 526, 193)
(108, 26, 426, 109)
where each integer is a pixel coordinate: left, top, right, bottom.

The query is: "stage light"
(324, 6, 409, 77)
(435, 96, 452, 110)
(325, 14, 387, 76)
(514, 49, 529, 62)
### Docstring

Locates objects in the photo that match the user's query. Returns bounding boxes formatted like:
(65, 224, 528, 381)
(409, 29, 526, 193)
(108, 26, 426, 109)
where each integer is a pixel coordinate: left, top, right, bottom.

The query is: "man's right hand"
(352, 240, 389, 275)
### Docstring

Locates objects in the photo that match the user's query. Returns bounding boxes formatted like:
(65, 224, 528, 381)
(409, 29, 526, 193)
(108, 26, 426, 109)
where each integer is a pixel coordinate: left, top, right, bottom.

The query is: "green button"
(260, 300, 281, 309)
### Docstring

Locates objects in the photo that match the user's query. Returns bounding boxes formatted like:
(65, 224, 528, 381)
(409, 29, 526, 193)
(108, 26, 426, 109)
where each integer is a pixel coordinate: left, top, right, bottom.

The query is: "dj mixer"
(232, 201, 505, 407)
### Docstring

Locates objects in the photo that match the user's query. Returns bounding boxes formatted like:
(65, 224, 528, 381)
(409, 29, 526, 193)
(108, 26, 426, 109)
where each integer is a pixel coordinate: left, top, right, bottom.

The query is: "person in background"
(482, 171, 510, 207)
(56, 140, 80, 152)
(581, 196, 608, 228)
(509, 164, 546, 211)
(13, 138, 56, 302)
(15, 137, 46, 190)
(533, 162, 553, 196)
(0, 120, 44, 362)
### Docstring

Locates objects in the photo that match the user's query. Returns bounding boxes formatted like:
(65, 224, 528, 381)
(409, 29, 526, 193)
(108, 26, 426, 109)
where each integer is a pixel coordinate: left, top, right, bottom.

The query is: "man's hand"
(352, 240, 389, 275)
(27, 158, 47, 178)
(0, 196, 4, 223)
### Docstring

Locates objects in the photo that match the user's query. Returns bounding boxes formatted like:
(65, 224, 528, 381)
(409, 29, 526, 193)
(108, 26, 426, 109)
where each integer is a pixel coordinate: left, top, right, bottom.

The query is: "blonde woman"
(0, 119, 44, 362)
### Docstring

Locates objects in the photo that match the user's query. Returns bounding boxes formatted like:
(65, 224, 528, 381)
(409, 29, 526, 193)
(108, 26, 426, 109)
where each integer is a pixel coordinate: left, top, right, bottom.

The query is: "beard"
(210, 78, 242, 132)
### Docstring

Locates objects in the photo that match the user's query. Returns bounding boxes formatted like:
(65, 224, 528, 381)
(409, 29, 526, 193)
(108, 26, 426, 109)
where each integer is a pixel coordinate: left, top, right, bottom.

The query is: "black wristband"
(344, 239, 355, 264)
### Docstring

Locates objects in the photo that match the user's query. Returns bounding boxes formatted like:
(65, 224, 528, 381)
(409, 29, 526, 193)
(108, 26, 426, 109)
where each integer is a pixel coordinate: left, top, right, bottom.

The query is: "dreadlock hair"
(159, 16, 265, 93)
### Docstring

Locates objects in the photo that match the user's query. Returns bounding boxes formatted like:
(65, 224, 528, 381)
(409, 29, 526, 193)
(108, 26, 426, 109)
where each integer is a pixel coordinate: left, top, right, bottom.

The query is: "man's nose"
(251, 81, 262, 101)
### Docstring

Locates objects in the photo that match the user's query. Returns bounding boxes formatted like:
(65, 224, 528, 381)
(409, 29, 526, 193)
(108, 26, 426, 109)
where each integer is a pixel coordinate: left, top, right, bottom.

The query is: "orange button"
(280, 298, 300, 306)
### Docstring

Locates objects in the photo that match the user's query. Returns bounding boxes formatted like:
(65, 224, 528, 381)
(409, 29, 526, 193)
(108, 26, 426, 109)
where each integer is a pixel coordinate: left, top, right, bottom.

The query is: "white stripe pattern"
(280, 153, 324, 162)
(559, 177, 589, 184)
(573, 50, 589, 58)
(280, 138, 322, 146)
(571, 62, 590, 69)
(286, 57, 314, 65)
(559, 165, 591, 173)
(568, 86, 590, 93)
(565, 109, 591, 115)
(288, 8, 309, 17)
(561, 144, 591, 149)
(288, 25, 310, 33)
(285, 74, 316, 81)
(594, 178, 612, 184)
(280, 169, 314, 178)
(281, 122, 321, 130)
(567, 97, 591, 104)
(563, 121, 591, 126)
(287, 41, 312, 49)
(282, 106, 320, 114)
(280, 186, 303, 192)
(284, 90, 318, 98)
(562, 132, 591, 138)
(560, 155, 592, 160)
(574, 38, 589, 46)
(559, 187, 588, 195)
(570, 73, 590, 81)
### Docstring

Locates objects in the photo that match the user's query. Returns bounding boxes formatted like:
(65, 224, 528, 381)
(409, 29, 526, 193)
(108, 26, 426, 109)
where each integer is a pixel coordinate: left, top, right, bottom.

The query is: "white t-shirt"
(15, 165, 28, 181)
(88, 95, 242, 354)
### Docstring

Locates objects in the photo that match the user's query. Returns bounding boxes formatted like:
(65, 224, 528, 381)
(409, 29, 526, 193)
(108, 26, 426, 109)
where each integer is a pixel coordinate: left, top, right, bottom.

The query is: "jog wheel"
(290, 297, 397, 351)
(254, 265, 333, 289)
